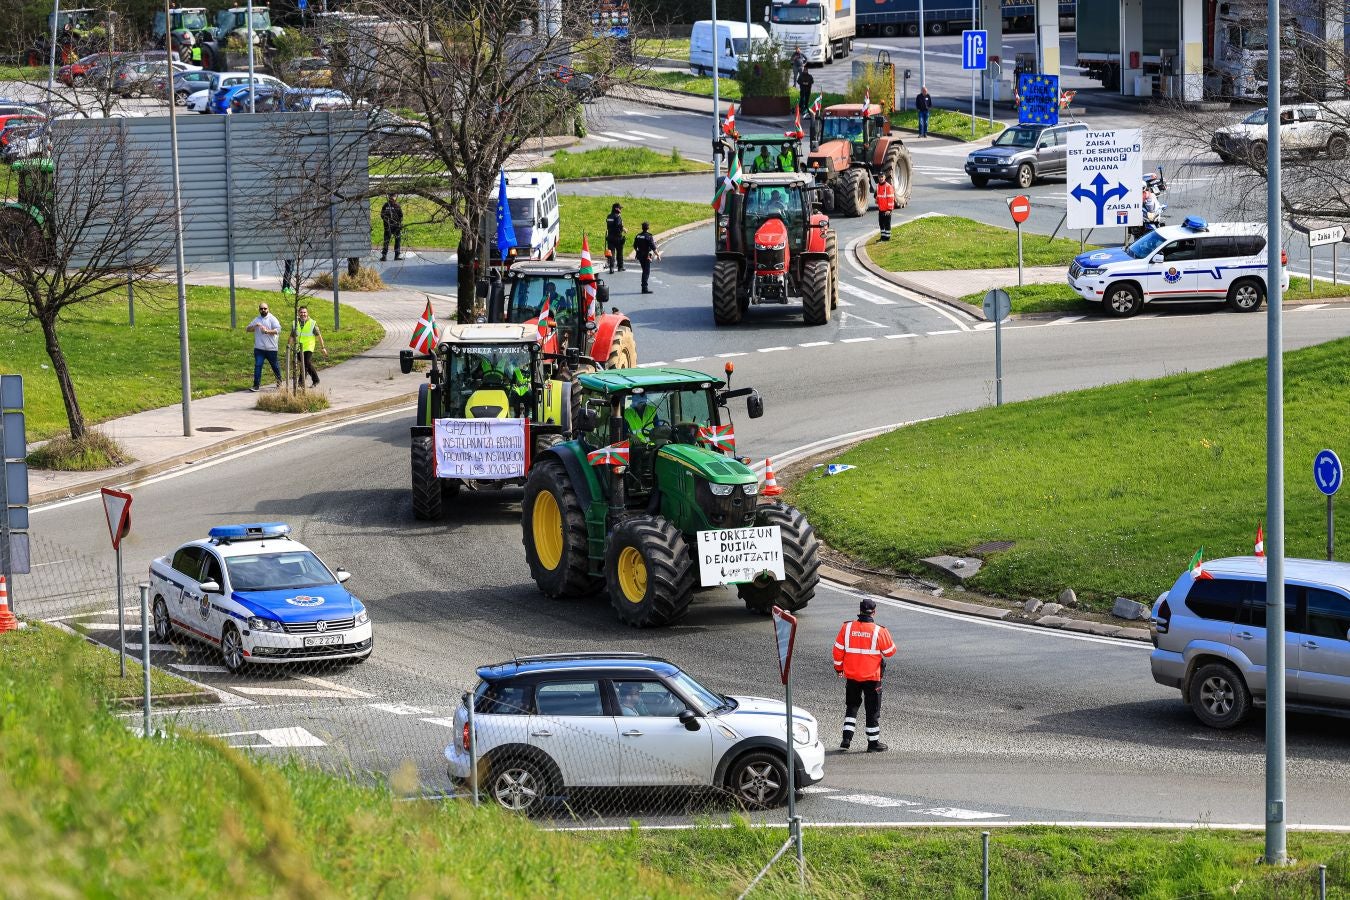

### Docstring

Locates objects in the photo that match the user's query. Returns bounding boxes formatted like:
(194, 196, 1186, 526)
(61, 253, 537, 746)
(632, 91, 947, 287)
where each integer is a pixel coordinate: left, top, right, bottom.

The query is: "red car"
(57, 52, 127, 86)
(0, 115, 46, 151)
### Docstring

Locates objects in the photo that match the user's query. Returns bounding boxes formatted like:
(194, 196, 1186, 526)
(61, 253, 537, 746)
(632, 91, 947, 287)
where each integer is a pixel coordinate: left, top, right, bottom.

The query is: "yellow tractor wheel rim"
(617, 546, 648, 604)
(532, 491, 564, 570)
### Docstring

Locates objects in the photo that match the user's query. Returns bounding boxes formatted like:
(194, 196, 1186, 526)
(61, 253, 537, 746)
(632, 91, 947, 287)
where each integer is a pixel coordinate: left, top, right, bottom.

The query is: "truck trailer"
(855, 0, 1074, 38)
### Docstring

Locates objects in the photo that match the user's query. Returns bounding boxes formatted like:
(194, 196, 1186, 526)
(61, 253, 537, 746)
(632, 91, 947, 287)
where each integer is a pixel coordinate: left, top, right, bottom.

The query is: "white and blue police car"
(148, 522, 373, 673)
(1067, 217, 1289, 318)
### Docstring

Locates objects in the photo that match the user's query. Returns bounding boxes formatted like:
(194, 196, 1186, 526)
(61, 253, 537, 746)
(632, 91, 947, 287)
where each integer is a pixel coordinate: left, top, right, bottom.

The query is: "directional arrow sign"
(1066, 129, 1142, 229)
(1309, 225, 1346, 248)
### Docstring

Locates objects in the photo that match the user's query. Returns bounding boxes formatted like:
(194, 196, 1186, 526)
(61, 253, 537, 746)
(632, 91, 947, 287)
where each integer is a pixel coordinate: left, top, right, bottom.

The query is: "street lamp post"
(166, 0, 193, 436)
(47, 0, 61, 96)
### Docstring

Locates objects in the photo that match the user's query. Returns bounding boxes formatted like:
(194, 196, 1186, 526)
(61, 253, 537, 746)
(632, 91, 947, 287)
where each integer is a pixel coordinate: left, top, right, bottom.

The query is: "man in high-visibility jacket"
(875, 173, 896, 241)
(288, 305, 327, 388)
(623, 392, 659, 444)
(832, 598, 897, 752)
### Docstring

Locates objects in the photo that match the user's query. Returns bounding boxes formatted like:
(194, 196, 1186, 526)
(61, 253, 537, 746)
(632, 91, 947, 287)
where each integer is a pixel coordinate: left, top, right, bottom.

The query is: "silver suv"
(965, 122, 1089, 189)
(1150, 556, 1350, 728)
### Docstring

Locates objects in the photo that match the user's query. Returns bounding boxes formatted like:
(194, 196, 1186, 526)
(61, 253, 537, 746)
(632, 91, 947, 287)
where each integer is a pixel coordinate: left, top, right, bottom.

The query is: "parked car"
(284, 56, 334, 88)
(368, 108, 431, 154)
(1211, 103, 1350, 164)
(965, 122, 1089, 188)
(229, 85, 352, 113)
(210, 75, 287, 113)
(153, 69, 216, 105)
(184, 72, 284, 113)
(0, 119, 47, 162)
(444, 652, 825, 813)
(1151, 555, 1350, 728)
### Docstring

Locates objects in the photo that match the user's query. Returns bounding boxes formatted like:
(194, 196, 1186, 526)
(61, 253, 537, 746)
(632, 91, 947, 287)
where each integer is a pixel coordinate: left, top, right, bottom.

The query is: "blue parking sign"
(962, 30, 987, 70)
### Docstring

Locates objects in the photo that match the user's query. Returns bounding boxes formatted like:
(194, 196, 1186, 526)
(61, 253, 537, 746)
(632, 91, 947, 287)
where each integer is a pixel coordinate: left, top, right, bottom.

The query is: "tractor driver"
(539, 280, 561, 313)
(777, 143, 796, 172)
(767, 188, 789, 216)
(623, 391, 662, 445)
(751, 145, 775, 173)
(471, 352, 530, 403)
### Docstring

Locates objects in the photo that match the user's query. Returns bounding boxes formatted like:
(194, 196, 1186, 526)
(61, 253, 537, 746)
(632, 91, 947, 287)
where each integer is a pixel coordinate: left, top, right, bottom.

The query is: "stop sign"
(1007, 195, 1031, 225)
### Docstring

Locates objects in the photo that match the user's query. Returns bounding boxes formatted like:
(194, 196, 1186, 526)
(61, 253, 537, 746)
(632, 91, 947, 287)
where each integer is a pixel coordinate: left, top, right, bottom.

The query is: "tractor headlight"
(743, 481, 759, 496)
(707, 482, 735, 497)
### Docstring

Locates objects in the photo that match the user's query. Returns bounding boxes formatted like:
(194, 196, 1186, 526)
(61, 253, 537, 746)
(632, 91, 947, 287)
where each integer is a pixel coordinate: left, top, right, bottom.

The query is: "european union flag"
(495, 169, 517, 260)
(1017, 73, 1059, 126)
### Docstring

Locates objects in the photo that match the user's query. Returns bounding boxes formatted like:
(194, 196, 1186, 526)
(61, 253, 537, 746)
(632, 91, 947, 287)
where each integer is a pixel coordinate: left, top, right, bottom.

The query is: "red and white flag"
(785, 107, 804, 139)
(409, 299, 441, 354)
(587, 441, 630, 467)
(1255, 523, 1265, 558)
(861, 87, 870, 110)
(579, 235, 598, 320)
(722, 103, 737, 136)
(537, 295, 552, 342)
(1188, 548, 1214, 581)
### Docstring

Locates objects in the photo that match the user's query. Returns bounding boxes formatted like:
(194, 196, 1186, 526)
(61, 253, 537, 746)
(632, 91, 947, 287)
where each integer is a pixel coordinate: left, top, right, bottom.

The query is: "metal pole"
(467, 691, 479, 805)
(0, 408, 11, 608)
(225, 116, 237, 328)
(167, 0, 192, 437)
(140, 582, 151, 738)
(1264, 0, 1287, 865)
(1309, 239, 1314, 296)
(1335, 243, 1339, 286)
(246, 0, 256, 113)
(1328, 495, 1334, 561)
(712, 0, 722, 182)
(989, 60, 996, 125)
(995, 301, 1003, 406)
(1320, 864, 1328, 899)
(784, 667, 803, 886)
(327, 113, 341, 331)
(47, 0, 60, 96)
(918, 0, 926, 90)
(971, 0, 977, 139)
(116, 545, 125, 677)
(982, 831, 990, 900)
(1016, 222, 1024, 286)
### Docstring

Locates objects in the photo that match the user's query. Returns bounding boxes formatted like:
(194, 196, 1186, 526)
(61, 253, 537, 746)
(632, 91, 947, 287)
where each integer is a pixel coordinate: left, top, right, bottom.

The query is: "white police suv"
(148, 522, 372, 673)
(1067, 217, 1288, 317)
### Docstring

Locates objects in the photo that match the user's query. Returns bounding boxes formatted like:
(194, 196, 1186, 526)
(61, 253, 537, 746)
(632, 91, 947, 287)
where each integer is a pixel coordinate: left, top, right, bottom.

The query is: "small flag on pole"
(579, 235, 598, 319)
(494, 169, 517, 261)
(810, 93, 823, 117)
(536, 295, 552, 342)
(861, 87, 870, 111)
(1188, 548, 1214, 581)
(1255, 523, 1265, 557)
(409, 299, 441, 354)
(785, 107, 804, 139)
(712, 153, 744, 213)
(722, 102, 737, 137)
(587, 441, 630, 467)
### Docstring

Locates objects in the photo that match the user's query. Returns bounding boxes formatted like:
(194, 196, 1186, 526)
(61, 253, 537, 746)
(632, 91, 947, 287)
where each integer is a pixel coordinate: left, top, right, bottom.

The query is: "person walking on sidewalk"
(915, 85, 933, 137)
(875, 173, 896, 241)
(605, 202, 626, 272)
(790, 47, 805, 85)
(380, 194, 404, 261)
(633, 222, 660, 294)
(832, 598, 897, 752)
(289, 305, 328, 388)
(246, 301, 282, 392)
(796, 67, 815, 117)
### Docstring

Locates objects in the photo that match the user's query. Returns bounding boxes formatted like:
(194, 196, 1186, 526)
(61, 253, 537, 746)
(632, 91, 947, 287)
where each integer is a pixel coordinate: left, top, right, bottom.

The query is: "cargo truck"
(855, 0, 1073, 39)
(1075, 0, 1177, 91)
(768, 0, 855, 65)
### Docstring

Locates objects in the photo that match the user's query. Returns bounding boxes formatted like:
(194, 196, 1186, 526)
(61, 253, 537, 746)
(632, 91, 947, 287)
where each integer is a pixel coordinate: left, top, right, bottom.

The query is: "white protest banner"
(697, 526, 785, 587)
(1066, 128, 1142, 229)
(433, 418, 528, 479)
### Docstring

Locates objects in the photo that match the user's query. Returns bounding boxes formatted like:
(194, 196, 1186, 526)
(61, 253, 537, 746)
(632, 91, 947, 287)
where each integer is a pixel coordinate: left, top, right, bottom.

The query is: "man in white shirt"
(245, 301, 282, 392)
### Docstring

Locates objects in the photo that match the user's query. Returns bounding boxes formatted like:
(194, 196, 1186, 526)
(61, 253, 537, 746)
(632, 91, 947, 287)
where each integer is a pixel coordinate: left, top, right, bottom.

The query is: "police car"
(1067, 217, 1289, 318)
(147, 523, 373, 673)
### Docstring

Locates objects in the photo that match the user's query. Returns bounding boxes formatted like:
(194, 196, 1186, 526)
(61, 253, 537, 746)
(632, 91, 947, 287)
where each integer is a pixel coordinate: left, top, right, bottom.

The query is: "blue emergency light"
(1182, 216, 1208, 231)
(208, 522, 292, 544)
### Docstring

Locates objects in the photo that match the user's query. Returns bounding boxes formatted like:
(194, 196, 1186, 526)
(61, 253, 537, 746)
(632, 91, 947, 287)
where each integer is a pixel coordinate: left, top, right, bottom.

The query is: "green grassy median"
(958, 275, 1350, 317)
(3, 284, 382, 442)
(891, 108, 1005, 141)
(792, 336, 1350, 611)
(868, 215, 1092, 272)
(12, 623, 208, 702)
(541, 147, 711, 180)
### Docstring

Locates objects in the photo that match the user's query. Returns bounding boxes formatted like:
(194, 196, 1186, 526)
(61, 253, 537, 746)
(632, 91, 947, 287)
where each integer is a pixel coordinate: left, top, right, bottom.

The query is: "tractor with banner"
(712, 171, 839, 326)
(520, 364, 821, 627)
(399, 322, 578, 520)
(805, 101, 912, 217)
(0, 159, 54, 269)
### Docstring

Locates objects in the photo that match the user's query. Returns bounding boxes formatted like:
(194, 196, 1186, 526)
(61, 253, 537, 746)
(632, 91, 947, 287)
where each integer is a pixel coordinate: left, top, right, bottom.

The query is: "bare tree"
(0, 123, 176, 441)
(328, 0, 640, 320)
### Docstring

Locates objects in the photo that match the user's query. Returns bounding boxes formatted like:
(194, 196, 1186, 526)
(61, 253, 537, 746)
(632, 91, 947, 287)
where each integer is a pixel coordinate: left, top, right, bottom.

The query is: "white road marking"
(830, 794, 921, 808)
(798, 340, 832, 347)
(926, 329, 961, 336)
(885, 333, 916, 339)
(297, 675, 375, 698)
(170, 663, 230, 674)
(589, 133, 619, 143)
(636, 361, 668, 367)
(799, 785, 837, 794)
(757, 346, 791, 352)
(834, 297, 854, 306)
(123, 643, 176, 652)
(840, 337, 875, 343)
(1055, 315, 1086, 325)
(1299, 303, 1328, 311)
(844, 232, 974, 332)
(839, 283, 897, 305)
(622, 110, 661, 118)
(717, 352, 747, 358)
(71, 622, 128, 631)
(917, 807, 1009, 820)
(232, 687, 360, 698)
(838, 311, 886, 328)
(214, 726, 327, 748)
(625, 129, 663, 139)
(369, 702, 434, 716)
(600, 131, 651, 142)
(420, 716, 460, 729)
(674, 356, 705, 362)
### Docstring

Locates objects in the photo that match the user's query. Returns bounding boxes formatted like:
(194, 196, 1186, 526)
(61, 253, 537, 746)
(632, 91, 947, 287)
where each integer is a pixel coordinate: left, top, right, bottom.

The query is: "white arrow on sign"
(1309, 225, 1346, 247)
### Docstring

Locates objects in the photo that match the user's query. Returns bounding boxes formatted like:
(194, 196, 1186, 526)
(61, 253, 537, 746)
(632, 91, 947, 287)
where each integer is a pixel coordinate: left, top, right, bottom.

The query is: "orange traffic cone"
(761, 459, 784, 497)
(0, 576, 17, 634)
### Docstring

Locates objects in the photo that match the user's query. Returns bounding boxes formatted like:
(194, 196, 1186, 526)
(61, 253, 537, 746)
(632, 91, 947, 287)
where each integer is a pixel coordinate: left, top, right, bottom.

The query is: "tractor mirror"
(575, 407, 599, 432)
(747, 391, 765, 419)
(399, 349, 414, 374)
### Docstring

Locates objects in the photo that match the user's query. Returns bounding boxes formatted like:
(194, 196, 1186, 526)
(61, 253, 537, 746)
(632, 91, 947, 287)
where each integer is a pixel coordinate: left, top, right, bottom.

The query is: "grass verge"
(868, 215, 1093, 272)
(636, 69, 743, 101)
(25, 430, 132, 471)
(594, 821, 1350, 898)
(891, 108, 1005, 141)
(634, 38, 691, 61)
(6, 623, 208, 701)
(791, 336, 1350, 610)
(311, 266, 388, 291)
(541, 146, 710, 180)
(256, 388, 332, 413)
(0, 66, 45, 82)
(0, 624, 689, 897)
(3, 284, 382, 442)
(378, 194, 712, 252)
(956, 275, 1350, 317)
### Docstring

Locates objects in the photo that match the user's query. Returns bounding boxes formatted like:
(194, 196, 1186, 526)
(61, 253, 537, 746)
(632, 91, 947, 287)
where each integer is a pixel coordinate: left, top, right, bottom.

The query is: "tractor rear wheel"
(411, 433, 443, 520)
(882, 146, 913, 208)
(605, 515, 695, 627)
(737, 502, 821, 614)
(0, 208, 49, 270)
(712, 259, 743, 325)
(606, 324, 637, 368)
(522, 458, 600, 598)
(801, 259, 831, 326)
(834, 169, 867, 218)
(825, 231, 840, 309)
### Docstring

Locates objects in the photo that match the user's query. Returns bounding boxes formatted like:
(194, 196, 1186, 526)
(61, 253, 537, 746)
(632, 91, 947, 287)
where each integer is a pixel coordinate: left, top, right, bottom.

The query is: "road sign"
(1066, 129, 1143, 229)
(1309, 225, 1345, 248)
(982, 289, 1011, 321)
(771, 606, 797, 684)
(1315, 449, 1343, 496)
(962, 30, 987, 70)
(1017, 73, 1059, 125)
(1007, 195, 1030, 225)
(101, 487, 133, 550)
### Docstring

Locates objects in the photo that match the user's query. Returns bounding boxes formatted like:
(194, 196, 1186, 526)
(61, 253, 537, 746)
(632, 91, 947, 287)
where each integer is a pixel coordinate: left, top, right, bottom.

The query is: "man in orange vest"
(832, 598, 897, 752)
(875, 173, 896, 241)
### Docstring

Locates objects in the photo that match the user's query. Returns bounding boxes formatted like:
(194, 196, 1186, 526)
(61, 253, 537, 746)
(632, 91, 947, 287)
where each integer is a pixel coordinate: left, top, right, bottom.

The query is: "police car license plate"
(304, 634, 343, 647)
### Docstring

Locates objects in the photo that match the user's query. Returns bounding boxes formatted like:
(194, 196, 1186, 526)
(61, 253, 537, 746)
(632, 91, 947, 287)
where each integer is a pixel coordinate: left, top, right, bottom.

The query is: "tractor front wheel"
(712, 259, 743, 325)
(801, 259, 831, 326)
(834, 169, 867, 218)
(411, 434, 443, 520)
(825, 231, 840, 309)
(738, 503, 821, 614)
(0, 207, 50, 270)
(605, 515, 695, 627)
(522, 459, 600, 598)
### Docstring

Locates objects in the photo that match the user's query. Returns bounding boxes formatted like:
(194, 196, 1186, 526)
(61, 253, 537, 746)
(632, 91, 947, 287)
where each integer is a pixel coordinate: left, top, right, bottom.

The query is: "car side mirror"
(399, 349, 413, 374)
(1151, 254, 1164, 264)
(198, 580, 221, 594)
(679, 709, 701, 731)
(747, 391, 765, 419)
(336, 568, 351, 584)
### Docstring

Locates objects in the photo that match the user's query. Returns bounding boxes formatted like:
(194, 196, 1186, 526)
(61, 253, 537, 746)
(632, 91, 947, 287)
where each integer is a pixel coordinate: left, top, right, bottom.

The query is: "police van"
(488, 172, 561, 266)
(1067, 217, 1289, 317)
(147, 522, 373, 673)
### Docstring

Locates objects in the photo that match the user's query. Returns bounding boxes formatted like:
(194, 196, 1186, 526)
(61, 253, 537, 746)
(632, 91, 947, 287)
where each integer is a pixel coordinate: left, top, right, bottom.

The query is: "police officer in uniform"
(832, 598, 897, 752)
(633, 222, 659, 294)
(605, 202, 625, 272)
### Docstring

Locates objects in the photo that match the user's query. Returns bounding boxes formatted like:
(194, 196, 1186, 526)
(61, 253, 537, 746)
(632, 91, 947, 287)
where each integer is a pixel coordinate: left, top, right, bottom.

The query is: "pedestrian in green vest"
(289, 305, 327, 388)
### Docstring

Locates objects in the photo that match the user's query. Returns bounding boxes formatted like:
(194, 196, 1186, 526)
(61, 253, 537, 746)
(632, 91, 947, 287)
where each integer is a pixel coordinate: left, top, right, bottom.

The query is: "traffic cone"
(0, 576, 17, 634)
(761, 459, 784, 497)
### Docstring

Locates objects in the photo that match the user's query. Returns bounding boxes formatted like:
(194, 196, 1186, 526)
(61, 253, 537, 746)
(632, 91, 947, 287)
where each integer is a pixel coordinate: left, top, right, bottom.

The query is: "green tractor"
(521, 366, 821, 627)
(0, 159, 53, 268)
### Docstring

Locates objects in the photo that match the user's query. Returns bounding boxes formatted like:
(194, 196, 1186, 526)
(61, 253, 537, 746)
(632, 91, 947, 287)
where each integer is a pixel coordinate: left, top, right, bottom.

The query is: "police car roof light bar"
(207, 522, 292, 544)
(1182, 216, 1208, 231)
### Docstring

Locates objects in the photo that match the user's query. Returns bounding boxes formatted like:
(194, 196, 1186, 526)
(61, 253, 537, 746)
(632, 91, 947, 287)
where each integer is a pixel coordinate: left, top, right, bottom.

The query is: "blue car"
(210, 75, 286, 114)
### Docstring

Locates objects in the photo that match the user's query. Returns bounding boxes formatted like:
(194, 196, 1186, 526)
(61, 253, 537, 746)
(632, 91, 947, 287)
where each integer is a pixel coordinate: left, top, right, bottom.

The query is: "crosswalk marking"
(233, 686, 358, 699)
(829, 794, 920, 808)
(297, 675, 375, 698)
(917, 807, 1009, 820)
(625, 129, 663, 139)
(600, 131, 655, 142)
(369, 702, 434, 716)
(834, 297, 853, 306)
(799, 785, 837, 794)
(589, 133, 619, 143)
(215, 726, 326, 748)
(1298, 303, 1328, 311)
(839, 283, 897, 305)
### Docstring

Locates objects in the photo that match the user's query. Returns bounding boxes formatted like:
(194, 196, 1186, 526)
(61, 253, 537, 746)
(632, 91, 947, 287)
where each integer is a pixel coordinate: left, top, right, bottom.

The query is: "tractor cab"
(12, 159, 53, 212)
(820, 103, 889, 163)
(0, 159, 54, 266)
(727, 173, 826, 259)
(488, 258, 635, 371)
(728, 133, 803, 174)
(437, 325, 540, 421)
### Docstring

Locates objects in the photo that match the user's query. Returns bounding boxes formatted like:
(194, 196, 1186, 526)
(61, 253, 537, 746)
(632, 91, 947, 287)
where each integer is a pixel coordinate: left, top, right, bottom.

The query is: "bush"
(26, 430, 130, 471)
(737, 40, 790, 97)
(255, 388, 331, 413)
(847, 62, 895, 114)
(310, 268, 387, 292)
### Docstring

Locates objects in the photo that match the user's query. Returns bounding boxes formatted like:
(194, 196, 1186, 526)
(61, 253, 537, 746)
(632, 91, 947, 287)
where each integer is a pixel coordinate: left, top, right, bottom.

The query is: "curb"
(111, 691, 222, 709)
(651, 216, 714, 249)
(853, 236, 988, 320)
(31, 393, 412, 507)
(557, 169, 712, 184)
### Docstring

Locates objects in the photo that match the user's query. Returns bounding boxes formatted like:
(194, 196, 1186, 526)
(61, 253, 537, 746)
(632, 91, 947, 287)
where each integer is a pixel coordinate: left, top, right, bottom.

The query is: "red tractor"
(712, 172, 839, 326)
(488, 258, 637, 370)
(806, 102, 913, 218)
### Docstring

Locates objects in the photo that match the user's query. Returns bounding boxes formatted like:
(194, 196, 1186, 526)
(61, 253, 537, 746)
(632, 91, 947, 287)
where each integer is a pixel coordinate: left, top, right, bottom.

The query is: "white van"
(689, 20, 771, 78)
(489, 172, 560, 265)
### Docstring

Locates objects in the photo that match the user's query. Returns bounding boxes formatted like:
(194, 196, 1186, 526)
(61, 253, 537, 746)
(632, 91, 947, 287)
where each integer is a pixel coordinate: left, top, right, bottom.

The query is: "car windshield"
(226, 550, 336, 591)
(772, 4, 821, 23)
(821, 116, 863, 141)
(993, 126, 1041, 147)
(507, 275, 580, 327)
(1126, 230, 1168, 259)
(668, 669, 727, 715)
(1242, 109, 1268, 125)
